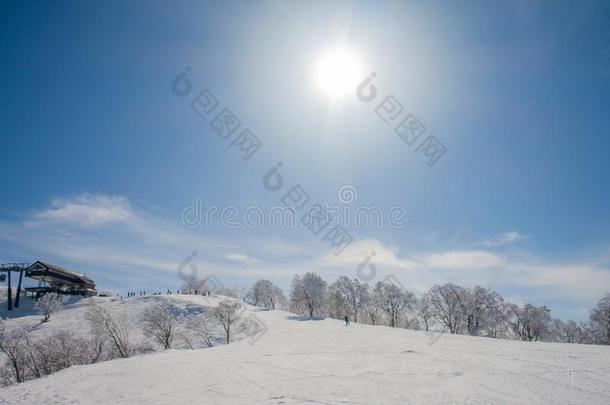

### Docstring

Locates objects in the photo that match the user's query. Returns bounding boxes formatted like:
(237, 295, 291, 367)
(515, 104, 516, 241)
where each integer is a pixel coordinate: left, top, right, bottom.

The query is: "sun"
(314, 46, 364, 99)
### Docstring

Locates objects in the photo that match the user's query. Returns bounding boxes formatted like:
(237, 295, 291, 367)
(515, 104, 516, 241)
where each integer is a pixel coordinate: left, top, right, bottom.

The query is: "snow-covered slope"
(1, 294, 237, 348)
(1, 295, 609, 404)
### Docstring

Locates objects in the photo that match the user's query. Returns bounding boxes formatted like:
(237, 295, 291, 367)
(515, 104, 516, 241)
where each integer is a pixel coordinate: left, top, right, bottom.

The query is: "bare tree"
(269, 285, 287, 309)
(0, 321, 28, 383)
(86, 304, 131, 358)
(34, 293, 68, 322)
(84, 333, 106, 363)
(462, 286, 486, 336)
(184, 314, 216, 348)
(479, 290, 508, 338)
(560, 320, 581, 343)
(26, 331, 91, 378)
(460, 286, 507, 337)
(508, 303, 551, 342)
(141, 302, 178, 349)
(327, 283, 349, 319)
(586, 293, 610, 345)
(373, 281, 415, 328)
(364, 291, 383, 325)
(427, 284, 468, 334)
(246, 280, 286, 309)
(180, 275, 209, 295)
(331, 276, 369, 323)
(417, 294, 434, 332)
(212, 299, 242, 344)
(0, 322, 103, 387)
(290, 273, 327, 318)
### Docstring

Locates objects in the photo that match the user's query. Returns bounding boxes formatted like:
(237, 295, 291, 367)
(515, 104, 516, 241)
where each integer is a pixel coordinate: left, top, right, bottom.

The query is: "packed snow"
(1, 294, 609, 404)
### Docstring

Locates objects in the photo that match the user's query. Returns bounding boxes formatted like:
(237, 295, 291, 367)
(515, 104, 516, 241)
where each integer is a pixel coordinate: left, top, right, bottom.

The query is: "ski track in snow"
(0, 294, 609, 404)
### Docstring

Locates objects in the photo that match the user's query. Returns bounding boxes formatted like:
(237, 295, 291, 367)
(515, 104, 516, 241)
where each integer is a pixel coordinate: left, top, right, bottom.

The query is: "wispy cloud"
(226, 253, 262, 265)
(3, 194, 237, 280)
(480, 231, 527, 247)
(29, 195, 135, 227)
(2, 195, 608, 318)
(318, 238, 610, 301)
(422, 250, 504, 269)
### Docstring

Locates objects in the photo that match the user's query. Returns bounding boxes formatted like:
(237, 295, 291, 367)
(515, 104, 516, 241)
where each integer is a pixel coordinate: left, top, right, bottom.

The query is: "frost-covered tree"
(246, 280, 286, 309)
(84, 332, 106, 364)
(184, 313, 217, 348)
(330, 276, 369, 323)
(372, 281, 415, 328)
(326, 283, 349, 319)
(180, 275, 209, 295)
(480, 290, 508, 338)
(290, 273, 327, 318)
(587, 293, 610, 345)
(141, 302, 178, 349)
(268, 284, 287, 309)
(461, 286, 507, 337)
(427, 284, 468, 334)
(34, 293, 68, 322)
(560, 320, 581, 344)
(462, 286, 487, 336)
(86, 304, 131, 358)
(212, 299, 242, 344)
(0, 321, 28, 383)
(26, 331, 92, 378)
(0, 320, 105, 386)
(547, 318, 581, 343)
(365, 294, 383, 325)
(417, 294, 434, 332)
(508, 303, 551, 342)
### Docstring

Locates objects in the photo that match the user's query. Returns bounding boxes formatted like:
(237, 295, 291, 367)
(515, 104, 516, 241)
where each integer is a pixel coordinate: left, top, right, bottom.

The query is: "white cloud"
(504, 263, 610, 298)
(422, 250, 504, 269)
(226, 254, 262, 265)
(3, 195, 609, 314)
(3, 194, 239, 279)
(316, 238, 609, 301)
(481, 231, 527, 247)
(30, 195, 135, 227)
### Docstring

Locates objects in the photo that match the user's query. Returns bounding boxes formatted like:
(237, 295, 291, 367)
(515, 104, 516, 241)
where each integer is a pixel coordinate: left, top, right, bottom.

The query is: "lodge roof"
(27, 260, 95, 287)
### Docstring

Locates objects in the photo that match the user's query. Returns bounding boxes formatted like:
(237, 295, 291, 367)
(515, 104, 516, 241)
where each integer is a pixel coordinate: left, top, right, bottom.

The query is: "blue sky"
(1, 1, 609, 320)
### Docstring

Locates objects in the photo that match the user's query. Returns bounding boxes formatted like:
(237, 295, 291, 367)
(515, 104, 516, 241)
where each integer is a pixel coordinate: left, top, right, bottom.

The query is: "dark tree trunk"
(7, 270, 12, 311)
(15, 269, 24, 308)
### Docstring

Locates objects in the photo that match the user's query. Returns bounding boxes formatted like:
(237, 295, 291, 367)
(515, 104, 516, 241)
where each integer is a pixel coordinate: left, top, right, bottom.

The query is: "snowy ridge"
(2, 294, 248, 348)
(1, 294, 609, 404)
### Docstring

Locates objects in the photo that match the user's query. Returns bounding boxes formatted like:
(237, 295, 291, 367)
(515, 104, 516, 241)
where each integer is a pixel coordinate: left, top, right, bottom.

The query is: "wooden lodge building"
(25, 260, 96, 296)
(1, 260, 96, 310)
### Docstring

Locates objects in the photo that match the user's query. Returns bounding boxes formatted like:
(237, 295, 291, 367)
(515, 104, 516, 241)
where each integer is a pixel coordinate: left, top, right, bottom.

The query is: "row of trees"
(269, 272, 610, 345)
(0, 296, 251, 386)
(244, 279, 286, 309)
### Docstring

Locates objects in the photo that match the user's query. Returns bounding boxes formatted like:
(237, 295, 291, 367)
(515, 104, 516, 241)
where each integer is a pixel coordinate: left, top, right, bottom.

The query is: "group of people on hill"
(123, 290, 180, 298)
(121, 289, 211, 299)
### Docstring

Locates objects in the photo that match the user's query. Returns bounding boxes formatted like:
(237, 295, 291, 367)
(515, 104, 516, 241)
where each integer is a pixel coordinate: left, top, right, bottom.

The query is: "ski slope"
(1, 294, 609, 404)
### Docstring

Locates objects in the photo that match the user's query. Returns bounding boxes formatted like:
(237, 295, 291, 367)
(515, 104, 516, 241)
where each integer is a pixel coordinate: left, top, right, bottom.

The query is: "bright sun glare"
(314, 47, 364, 99)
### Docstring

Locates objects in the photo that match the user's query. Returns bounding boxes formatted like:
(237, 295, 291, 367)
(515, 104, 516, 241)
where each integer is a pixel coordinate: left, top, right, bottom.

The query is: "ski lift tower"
(0, 263, 30, 311)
